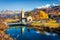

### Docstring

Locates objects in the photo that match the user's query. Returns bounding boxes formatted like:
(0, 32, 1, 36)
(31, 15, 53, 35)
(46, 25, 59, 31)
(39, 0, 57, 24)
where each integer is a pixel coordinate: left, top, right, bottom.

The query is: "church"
(20, 9, 32, 23)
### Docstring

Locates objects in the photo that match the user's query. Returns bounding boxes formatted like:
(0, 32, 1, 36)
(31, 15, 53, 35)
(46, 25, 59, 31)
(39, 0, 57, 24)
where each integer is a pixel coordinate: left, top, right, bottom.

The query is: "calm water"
(5, 26, 60, 40)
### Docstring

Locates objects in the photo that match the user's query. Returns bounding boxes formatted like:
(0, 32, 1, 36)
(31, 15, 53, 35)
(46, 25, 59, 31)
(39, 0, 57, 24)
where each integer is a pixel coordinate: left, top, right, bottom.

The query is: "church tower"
(21, 9, 24, 18)
(21, 9, 27, 23)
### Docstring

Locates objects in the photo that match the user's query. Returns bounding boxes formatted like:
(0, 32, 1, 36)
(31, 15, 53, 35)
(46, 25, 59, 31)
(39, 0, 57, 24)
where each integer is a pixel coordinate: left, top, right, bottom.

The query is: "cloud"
(36, 3, 60, 9)
(37, 4, 51, 9)
(53, 3, 59, 6)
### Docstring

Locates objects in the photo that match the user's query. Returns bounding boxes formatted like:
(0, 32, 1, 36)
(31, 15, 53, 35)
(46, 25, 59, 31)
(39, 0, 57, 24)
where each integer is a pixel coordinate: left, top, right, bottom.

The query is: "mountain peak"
(37, 4, 51, 9)
(37, 4, 60, 9)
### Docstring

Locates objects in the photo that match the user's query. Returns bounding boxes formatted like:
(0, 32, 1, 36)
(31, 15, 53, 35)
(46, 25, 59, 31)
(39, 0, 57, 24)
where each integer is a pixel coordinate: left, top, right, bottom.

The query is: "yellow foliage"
(32, 16, 35, 20)
(32, 11, 49, 20)
(39, 11, 49, 19)
(47, 19, 56, 23)
(44, 22, 59, 28)
(31, 22, 41, 26)
(31, 21, 59, 28)
(58, 12, 60, 15)
(44, 19, 59, 28)
(5, 18, 18, 23)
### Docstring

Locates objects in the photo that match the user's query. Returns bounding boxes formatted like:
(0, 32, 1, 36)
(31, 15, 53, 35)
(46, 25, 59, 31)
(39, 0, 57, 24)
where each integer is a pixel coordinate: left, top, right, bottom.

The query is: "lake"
(5, 26, 60, 40)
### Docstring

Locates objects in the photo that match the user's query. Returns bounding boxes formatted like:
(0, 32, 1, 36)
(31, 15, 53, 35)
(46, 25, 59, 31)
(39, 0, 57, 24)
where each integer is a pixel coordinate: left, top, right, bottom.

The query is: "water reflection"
(5, 27, 60, 40)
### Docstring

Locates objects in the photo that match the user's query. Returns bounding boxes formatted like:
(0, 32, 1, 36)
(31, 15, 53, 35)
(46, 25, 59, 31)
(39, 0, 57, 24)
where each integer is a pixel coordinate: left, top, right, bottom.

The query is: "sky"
(0, 0, 60, 11)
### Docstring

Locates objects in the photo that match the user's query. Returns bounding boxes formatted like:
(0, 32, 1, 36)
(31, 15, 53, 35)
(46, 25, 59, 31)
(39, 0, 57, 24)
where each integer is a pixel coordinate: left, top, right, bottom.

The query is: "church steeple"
(21, 9, 24, 18)
(21, 9, 27, 23)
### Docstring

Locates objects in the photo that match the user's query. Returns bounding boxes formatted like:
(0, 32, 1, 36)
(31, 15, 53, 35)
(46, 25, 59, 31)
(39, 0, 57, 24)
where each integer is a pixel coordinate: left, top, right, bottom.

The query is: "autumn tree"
(39, 11, 49, 19)
(27, 11, 31, 16)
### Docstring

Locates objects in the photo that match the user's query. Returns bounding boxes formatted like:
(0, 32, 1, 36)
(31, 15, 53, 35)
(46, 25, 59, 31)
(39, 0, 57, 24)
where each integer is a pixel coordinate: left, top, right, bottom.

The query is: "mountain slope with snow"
(37, 4, 60, 9)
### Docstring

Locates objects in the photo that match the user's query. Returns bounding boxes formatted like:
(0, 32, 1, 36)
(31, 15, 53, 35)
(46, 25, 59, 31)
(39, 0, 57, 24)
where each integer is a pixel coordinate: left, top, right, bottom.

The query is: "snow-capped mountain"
(37, 4, 51, 9)
(37, 3, 60, 9)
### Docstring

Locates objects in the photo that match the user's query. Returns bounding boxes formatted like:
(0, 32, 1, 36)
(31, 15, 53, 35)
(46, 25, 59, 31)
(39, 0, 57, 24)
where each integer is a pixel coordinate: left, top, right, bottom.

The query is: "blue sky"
(0, 0, 60, 11)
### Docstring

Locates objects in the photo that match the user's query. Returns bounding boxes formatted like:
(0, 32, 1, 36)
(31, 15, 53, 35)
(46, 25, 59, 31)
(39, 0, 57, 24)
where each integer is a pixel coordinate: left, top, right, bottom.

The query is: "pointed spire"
(21, 8, 24, 18)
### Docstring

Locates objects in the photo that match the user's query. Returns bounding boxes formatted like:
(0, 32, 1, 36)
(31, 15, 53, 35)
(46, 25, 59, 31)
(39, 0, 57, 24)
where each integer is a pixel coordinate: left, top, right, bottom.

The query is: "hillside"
(27, 6, 60, 21)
